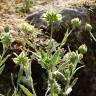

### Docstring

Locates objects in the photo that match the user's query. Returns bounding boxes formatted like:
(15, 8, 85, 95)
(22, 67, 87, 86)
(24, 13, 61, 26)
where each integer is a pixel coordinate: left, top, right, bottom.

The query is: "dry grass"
(62, 0, 96, 7)
(35, 0, 96, 6)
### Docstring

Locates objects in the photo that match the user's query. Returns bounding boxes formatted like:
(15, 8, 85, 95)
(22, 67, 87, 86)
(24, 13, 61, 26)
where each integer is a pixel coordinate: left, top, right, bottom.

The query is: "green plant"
(19, 84, 33, 96)
(0, 27, 13, 75)
(34, 13, 87, 96)
(6, 11, 88, 96)
(41, 11, 62, 40)
(71, 18, 81, 29)
(13, 51, 36, 96)
(84, 23, 96, 42)
(18, 21, 36, 34)
(17, 0, 33, 13)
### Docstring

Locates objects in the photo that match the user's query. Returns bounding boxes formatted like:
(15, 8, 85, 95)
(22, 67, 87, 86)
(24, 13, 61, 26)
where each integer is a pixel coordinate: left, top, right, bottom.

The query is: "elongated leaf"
(40, 49, 47, 59)
(0, 55, 10, 66)
(61, 29, 71, 47)
(25, 38, 37, 51)
(50, 51, 61, 65)
(19, 84, 33, 96)
(71, 78, 78, 87)
(0, 64, 5, 75)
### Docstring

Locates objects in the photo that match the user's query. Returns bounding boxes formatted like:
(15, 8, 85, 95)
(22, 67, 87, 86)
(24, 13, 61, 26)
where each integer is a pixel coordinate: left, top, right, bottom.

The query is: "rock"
(26, 7, 90, 42)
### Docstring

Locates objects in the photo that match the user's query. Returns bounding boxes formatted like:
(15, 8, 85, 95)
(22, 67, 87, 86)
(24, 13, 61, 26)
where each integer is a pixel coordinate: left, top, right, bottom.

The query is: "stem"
(50, 23, 53, 41)
(48, 70, 54, 96)
(89, 31, 96, 42)
(30, 78, 37, 96)
(17, 65, 23, 90)
(11, 73, 17, 96)
(59, 28, 74, 49)
(45, 88, 50, 96)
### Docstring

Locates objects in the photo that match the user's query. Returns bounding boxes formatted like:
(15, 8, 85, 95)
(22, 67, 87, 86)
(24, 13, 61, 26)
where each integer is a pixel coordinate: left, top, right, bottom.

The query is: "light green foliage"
(23, 0, 33, 12)
(84, 23, 96, 42)
(13, 51, 36, 96)
(85, 23, 92, 32)
(17, 0, 33, 13)
(41, 11, 62, 25)
(16, 0, 33, 13)
(71, 18, 81, 29)
(1, 32, 12, 50)
(18, 22, 36, 34)
(38, 50, 61, 70)
(13, 51, 29, 65)
(0, 27, 12, 75)
(0, 11, 89, 96)
(19, 84, 33, 96)
(4, 25, 10, 33)
(39, 13, 87, 96)
(0, 55, 9, 75)
(78, 44, 87, 54)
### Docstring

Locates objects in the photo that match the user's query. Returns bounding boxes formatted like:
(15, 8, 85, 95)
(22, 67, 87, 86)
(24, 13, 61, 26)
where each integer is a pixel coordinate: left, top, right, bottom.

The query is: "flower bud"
(85, 23, 92, 32)
(71, 18, 81, 28)
(64, 52, 77, 63)
(1, 32, 12, 49)
(78, 44, 87, 54)
(65, 87, 72, 95)
(41, 11, 62, 24)
(53, 71, 66, 80)
(4, 25, 10, 32)
(56, 14, 62, 21)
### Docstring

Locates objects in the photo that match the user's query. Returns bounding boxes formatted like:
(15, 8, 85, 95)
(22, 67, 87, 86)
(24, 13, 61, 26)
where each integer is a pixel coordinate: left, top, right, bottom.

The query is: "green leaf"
(19, 84, 33, 96)
(71, 78, 78, 87)
(0, 64, 5, 75)
(0, 55, 10, 66)
(70, 65, 85, 79)
(61, 29, 71, 47)
(40, 49, 47, 59)
(50, 51, 61, 65)
(25, 38, 37, 51)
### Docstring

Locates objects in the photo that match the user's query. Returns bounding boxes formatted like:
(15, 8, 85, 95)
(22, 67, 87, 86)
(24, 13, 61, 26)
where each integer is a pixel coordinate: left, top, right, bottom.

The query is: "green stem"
(30, 78, 37, 96)
(89, 31, 96, 42)
(50, 23, 53, 41)
(17, 65, 23, 90)
(48, 69, 54, 96)
(59, 28, 74, 49)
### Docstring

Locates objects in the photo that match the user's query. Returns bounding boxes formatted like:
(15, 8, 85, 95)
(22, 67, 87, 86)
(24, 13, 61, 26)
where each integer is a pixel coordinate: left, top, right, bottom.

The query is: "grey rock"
(26, 7, 90, 27)
(25, 7, 90, 42)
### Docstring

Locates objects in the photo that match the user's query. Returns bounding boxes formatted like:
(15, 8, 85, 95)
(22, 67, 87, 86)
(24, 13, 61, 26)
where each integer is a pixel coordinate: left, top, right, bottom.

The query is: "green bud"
(13, 51, 29, 65)
(4, 25, 10, 32)
(1, 32, 12, 49)
(56, 14, 62, 21)
(41, 11, 62, 24)
(78, 44, 87, 54)
(53, 71, 66, 80)
(64, 52, 77, 63)
(71, 18, 81, 28)
(65, 87, 72, 95)
(85, 23, 92, 32)
(18, 22, 36, 34)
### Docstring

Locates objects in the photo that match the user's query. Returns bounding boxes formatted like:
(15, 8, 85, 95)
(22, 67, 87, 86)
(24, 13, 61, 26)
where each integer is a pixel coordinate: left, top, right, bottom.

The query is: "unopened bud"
(65, 87, 72, 95)
(78, 44, 87, 54)
(71, 18, 81, 28)
(85, 23, 92, 32)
